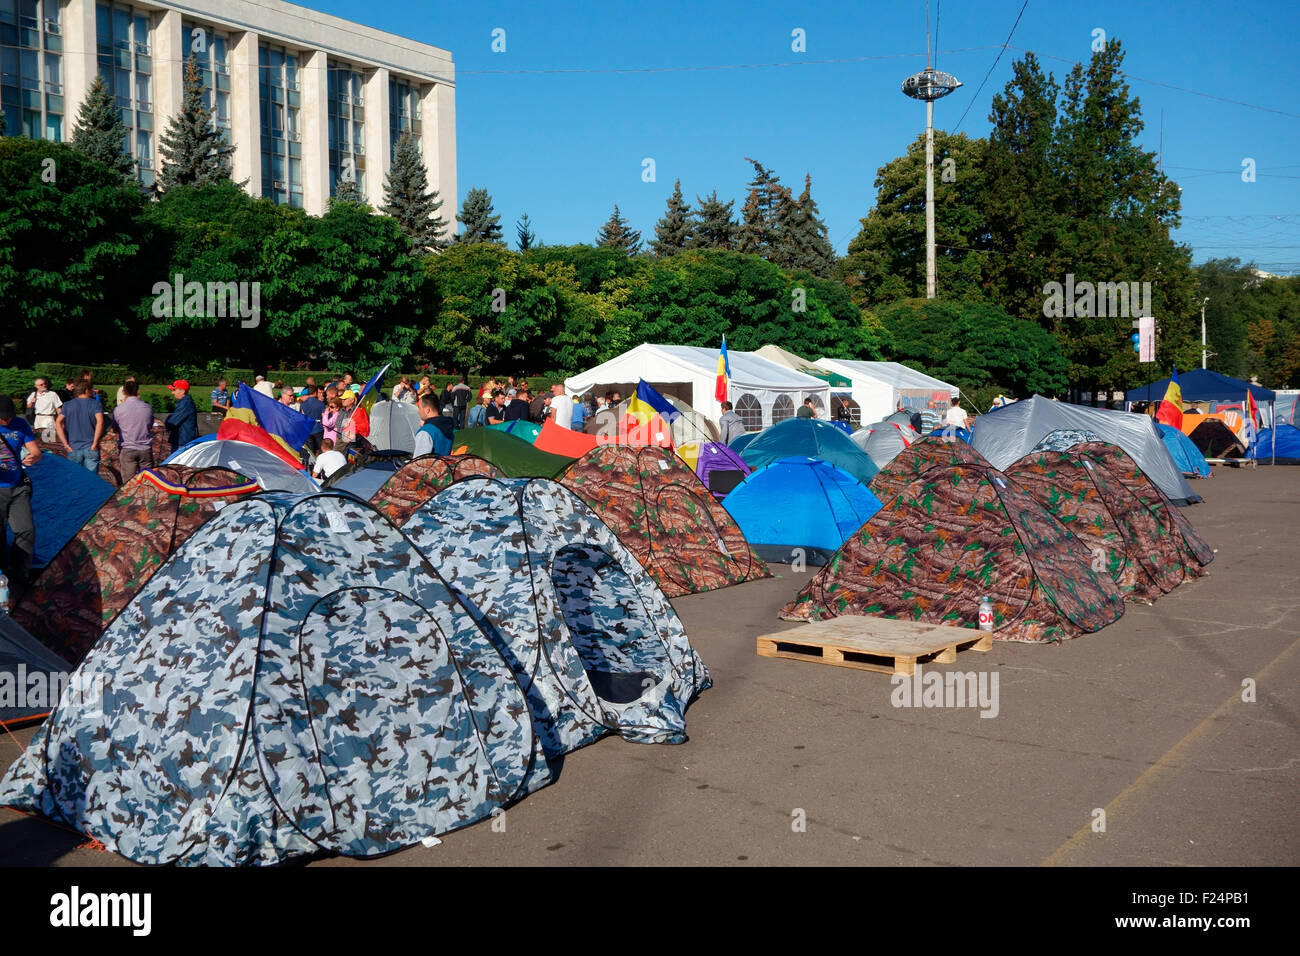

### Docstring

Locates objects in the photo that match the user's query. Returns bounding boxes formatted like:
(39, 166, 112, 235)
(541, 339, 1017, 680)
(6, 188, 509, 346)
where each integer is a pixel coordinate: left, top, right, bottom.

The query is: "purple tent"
(695, 442, 752, 499)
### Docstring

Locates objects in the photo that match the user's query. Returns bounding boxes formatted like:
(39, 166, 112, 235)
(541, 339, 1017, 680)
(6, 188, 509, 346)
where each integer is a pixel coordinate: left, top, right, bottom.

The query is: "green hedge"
(0, 367, 38, 404)
(34, 363, 131, 384)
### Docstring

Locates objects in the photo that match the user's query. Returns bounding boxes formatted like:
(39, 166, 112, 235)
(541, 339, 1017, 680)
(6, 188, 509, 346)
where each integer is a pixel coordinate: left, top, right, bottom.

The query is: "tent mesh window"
(771, 393, 796, 425)
(735, 393, 763, 432)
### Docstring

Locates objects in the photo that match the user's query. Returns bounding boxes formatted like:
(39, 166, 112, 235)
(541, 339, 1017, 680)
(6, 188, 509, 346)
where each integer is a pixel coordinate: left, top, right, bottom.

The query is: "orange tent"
(533, 417, 599, 458)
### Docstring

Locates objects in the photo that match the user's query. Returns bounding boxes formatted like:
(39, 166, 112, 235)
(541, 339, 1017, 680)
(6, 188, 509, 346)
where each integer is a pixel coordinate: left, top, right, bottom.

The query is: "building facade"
(0, 0, 455, 219)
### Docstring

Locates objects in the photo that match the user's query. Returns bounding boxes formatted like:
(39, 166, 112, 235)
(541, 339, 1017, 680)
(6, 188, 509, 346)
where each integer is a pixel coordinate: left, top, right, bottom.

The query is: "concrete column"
(300, 49, 329, 215)
(60, 0, 97, 123)
(422, 82, 457, 236)
(153, 10, 184, 129)
(228, 30, 261, 197)
(362, 66, 389, 208)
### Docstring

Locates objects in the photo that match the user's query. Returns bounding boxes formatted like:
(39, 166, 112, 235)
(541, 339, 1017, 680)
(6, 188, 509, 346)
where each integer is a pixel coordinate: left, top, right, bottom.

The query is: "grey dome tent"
(1, 614, 72, 728)
(973, 395, 1200, 504)
(369, 400, 422, 453)
(402, 476, 711, 794)
(851, 420, 919, 469)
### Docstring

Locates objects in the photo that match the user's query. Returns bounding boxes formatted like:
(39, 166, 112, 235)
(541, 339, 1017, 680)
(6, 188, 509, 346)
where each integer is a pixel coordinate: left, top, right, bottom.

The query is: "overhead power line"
(952, 0, 1030, 133)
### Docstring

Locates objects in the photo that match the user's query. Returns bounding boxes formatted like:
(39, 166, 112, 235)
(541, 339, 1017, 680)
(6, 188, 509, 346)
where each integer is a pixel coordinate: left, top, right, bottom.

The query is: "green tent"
(452, 428, 576, 479)
(487, 420, 542, 443)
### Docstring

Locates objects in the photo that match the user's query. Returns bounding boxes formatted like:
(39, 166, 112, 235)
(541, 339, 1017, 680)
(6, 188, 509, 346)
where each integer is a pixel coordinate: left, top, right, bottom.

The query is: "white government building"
(0, 0, 455, 218)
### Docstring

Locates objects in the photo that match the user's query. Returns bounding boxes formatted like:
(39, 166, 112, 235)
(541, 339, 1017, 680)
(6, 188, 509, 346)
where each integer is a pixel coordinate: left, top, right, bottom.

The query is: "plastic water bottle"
(978, 595, 994, 632)
(0, 573, 9, 614)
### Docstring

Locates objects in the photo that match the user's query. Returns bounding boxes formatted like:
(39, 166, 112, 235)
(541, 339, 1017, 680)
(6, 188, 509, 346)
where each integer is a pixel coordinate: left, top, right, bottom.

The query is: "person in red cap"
(164, 379, 197, 452)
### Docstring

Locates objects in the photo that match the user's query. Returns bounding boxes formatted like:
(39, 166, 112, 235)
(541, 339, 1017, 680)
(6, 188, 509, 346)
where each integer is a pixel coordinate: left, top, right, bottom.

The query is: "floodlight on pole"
(901, 67, 963, 299)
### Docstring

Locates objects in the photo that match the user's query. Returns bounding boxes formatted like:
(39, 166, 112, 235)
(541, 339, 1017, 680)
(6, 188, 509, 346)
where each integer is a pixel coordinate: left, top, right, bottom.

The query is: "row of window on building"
(729, 393, 861, 431)
(1, 0, 428, 202)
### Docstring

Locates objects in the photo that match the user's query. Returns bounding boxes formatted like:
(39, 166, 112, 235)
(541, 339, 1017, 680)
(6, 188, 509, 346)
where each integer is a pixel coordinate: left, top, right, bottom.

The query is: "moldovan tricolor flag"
(1154, 367, 1183, 431)
(715, 336, 730, 402)
(1244, 391, 1259, 449)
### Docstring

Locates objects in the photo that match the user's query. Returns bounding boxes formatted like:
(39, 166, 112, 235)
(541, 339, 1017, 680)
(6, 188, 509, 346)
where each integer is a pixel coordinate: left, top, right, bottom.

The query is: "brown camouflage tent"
(13, 465, 260, 664)
(559, 445, 770, 597)
(369, 454, 503, 526)
(868, 435, 991, 505)
(1003, 449, 1194, 601)
(1071, 442, 1214, 574)
(781, 462, 1126, 643)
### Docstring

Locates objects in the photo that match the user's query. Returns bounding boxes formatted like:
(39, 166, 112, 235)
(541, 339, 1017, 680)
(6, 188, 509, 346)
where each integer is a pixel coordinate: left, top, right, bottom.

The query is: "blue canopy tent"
(1156, 423, 1211, 477)
(1126, 369, 1278, 462)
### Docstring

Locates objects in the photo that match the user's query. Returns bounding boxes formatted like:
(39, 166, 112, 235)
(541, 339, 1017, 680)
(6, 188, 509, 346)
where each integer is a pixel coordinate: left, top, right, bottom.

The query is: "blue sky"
(315, 0, 1300, 274)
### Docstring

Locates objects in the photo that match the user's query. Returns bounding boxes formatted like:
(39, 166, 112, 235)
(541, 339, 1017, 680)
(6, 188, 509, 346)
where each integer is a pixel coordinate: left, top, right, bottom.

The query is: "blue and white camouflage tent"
(0, 480, 709, 864)
(402, 476, 711, 794)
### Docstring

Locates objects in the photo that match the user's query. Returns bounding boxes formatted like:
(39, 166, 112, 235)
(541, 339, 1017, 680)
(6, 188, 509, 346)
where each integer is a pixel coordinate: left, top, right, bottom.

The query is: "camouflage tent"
(559, 445, 770, 597)
(1072, 442, 1214, 574)
(868, 435, 990, 505)
(781, 462, 1126, 643)
(401, 476, 712, 793)
(369, 454, 503, 526)
(1003, 449, 1194, 601)
(0, 491, 536, 865)
(14, 466, 260, 666)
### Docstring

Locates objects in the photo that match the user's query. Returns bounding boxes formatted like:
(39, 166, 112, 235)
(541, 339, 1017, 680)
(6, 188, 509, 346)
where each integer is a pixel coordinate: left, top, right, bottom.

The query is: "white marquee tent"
(815, 359, 960, 427)
(565, 343, 830, 432)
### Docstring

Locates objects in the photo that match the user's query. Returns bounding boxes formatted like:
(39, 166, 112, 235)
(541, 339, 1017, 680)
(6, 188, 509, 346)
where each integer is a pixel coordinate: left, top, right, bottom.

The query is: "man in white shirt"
(946, 403, 969, 429)
(550, 384, 572, 429)
(253, 375, 276, 399)
(25, 378, 62, 437)
(312, 438, 347, 479)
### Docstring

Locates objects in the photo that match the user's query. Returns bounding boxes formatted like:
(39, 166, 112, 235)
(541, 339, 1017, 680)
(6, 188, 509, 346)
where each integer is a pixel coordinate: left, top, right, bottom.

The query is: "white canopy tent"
(815, 359, 960, 427)
(565, 343, 831, 432)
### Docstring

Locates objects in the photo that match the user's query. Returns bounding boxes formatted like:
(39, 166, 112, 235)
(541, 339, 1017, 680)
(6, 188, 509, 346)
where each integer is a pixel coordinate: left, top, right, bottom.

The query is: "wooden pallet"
(756, 616, 993, 676)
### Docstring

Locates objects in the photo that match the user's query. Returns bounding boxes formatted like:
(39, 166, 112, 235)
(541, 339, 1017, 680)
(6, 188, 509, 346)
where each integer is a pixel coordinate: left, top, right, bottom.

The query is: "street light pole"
(901, 67, 962, 300)
(1201, 297, 1209, 369)
(925, 99, 935, 298)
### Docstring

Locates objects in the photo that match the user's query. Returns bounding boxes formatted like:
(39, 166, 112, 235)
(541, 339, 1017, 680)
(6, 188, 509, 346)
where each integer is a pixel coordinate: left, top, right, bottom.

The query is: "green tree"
(424, 243, 565, 371)
(772, 174, 835, 276)
(737, 158, 786, 258)
(70, 74, 135, 182)
(980, 52, 1064, 322)
(836, 132, 990, 306)
(456, 186, 504, 245)
(0, 139, 144, 357)
(690, 190, 738, 250)
(157, 55, 234, 191)
(596, 203, 641, 254)
(1238, 274, 1300, 388)
(330, 175, 363, 207)
(383, 131, 447, 253)
(1193, 258, 1256, 377)
(516, 213, 537, 251)
(876, 298, 1069, 409)
(1049, 39, 1196, 397)
(650, 180, 692, 255)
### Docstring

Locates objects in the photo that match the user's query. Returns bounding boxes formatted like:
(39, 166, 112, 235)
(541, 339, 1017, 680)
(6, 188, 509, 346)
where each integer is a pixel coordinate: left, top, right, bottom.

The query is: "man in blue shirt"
(55, 381, 105, 472)
(210, 379, 231, 413)
(164, 380, 198, 452)
(412, 393, 453, 457)
(299, 383, 326, 454)
(0, 395, 41, 602)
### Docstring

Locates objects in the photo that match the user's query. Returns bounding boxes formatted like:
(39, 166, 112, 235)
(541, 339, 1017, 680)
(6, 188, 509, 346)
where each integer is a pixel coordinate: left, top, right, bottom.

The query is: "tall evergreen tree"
(71, 74, 135, 181)
(456, 186, 504, 244)
(1049, 39, 1195, 396)
(596, 204, 641, 254)
(737, 158, 785, 257)
(330, 175, 363, 207)
(690, 190, 738, 250)
(771, 173, 836, 275)
(157, 55, 234, 191)
(650, 179, 692, 255)
(382, 131, 448, 253)
(981, 52, 1063, 322)
(516, 213, 537, 251)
